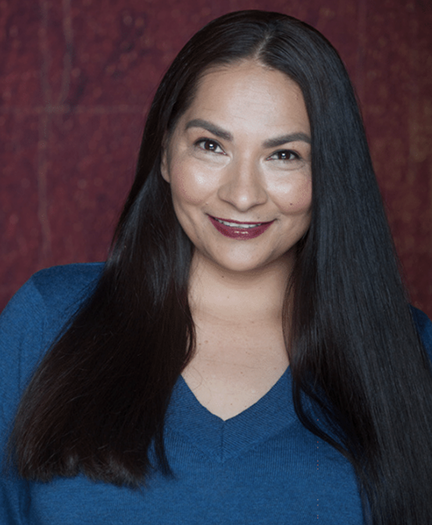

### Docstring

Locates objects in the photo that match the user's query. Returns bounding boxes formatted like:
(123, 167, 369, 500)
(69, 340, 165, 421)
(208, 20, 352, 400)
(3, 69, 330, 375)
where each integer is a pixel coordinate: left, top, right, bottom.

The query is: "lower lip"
(208, 216, 273, 240)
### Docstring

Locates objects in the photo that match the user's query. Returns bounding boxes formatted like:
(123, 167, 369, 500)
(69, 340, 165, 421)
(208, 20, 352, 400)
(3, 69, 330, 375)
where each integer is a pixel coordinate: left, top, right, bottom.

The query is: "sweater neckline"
(165, 368, 296, 463)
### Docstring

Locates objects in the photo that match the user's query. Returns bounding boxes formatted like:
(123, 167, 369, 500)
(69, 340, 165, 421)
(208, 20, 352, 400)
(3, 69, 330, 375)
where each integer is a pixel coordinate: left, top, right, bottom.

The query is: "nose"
(217, 157, 268, 212)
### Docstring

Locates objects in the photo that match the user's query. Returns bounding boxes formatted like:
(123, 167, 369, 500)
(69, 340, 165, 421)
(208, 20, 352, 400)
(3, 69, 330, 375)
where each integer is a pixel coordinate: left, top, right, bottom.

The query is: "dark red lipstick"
(208, 215, 274, 240)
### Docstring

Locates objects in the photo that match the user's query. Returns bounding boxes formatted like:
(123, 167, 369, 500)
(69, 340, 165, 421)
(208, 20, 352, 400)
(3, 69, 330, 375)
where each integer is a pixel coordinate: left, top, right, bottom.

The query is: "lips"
(208, 215, 274, 240)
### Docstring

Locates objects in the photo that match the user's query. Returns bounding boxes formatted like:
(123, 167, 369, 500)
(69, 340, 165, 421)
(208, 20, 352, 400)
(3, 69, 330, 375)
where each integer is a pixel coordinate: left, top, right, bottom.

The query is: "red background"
(1, 0, 431, 317)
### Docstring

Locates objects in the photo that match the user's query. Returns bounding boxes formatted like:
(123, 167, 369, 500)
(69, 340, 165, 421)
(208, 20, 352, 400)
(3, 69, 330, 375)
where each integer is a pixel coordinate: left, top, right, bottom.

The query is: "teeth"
(216, 218, 262, 229)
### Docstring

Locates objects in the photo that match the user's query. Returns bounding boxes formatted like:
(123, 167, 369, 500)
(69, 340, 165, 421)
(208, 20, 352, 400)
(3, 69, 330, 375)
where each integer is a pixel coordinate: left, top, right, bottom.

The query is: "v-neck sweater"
(1, 263, 431, 524)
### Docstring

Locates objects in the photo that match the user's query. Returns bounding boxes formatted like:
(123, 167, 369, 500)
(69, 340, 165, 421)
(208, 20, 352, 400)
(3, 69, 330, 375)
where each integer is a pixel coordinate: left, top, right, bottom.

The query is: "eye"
(268, 150, 300, 161)
(195, 138, 224, 154)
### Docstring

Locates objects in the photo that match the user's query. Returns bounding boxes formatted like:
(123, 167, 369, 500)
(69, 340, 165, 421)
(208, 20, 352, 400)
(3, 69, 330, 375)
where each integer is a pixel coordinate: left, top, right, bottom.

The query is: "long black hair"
(10, 10, 432, 524)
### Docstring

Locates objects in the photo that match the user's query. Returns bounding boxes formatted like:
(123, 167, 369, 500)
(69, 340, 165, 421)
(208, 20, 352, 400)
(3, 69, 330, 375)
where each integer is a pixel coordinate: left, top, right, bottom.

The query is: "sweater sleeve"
(0, 264, 102, 524)
(0, 277, 50, 525)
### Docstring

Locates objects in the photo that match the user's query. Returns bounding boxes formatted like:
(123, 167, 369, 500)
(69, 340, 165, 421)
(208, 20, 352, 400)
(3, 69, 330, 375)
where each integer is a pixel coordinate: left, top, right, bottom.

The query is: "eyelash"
(268, 150, 301, 162)
(195, 138, 224, 154)
(195, 138, 302, 162)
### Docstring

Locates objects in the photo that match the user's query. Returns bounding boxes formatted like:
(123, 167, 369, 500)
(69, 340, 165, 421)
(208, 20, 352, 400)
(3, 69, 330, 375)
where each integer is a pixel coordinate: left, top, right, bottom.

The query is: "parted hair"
(10, 11, 432, 525)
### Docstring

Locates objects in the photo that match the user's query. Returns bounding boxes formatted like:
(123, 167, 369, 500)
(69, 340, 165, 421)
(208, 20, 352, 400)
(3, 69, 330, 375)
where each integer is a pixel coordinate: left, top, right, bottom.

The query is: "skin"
(161, 60, 312, 420)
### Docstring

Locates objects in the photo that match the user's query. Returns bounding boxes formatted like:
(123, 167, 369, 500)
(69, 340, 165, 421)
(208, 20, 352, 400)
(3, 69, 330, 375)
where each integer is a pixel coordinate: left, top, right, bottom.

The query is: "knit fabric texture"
(1, 264, 431, 524)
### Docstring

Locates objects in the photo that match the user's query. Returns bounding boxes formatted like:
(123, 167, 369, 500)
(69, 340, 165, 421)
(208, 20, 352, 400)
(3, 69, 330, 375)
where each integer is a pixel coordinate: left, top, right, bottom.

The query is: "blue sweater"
(1, 264, 431, 524)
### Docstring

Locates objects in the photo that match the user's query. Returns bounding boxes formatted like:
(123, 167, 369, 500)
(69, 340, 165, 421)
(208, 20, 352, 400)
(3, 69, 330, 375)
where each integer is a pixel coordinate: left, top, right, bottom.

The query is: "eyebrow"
(184, 118, 311, 148)
(185, 119, 233, 141)
(263, 133, 311, 148)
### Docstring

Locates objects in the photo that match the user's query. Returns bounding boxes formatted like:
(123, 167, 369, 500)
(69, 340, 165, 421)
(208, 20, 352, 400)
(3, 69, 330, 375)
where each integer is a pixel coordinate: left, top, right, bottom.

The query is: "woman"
(1, 10, 432, 525)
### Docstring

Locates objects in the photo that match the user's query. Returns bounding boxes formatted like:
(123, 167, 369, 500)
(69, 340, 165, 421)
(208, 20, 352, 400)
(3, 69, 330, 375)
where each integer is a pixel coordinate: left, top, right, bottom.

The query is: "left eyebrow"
(263, 133, 311, 148)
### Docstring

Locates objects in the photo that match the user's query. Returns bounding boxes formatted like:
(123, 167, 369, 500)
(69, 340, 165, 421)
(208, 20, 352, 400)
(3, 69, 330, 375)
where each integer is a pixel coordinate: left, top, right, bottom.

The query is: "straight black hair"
(10, 11, 432, 524)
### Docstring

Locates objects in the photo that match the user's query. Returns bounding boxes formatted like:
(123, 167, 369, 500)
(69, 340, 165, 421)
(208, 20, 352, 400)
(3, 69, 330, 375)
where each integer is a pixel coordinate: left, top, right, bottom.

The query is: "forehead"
(176, 60, 310, 137)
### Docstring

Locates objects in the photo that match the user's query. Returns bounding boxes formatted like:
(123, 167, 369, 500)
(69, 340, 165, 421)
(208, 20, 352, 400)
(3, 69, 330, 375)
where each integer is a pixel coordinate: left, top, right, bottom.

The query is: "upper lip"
(210, 215, 273, 225)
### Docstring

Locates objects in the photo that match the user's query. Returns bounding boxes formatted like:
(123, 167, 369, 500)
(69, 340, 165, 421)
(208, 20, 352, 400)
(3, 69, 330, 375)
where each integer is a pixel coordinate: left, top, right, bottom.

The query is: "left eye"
(268, 150, 299, 161)
(196, 139, 224, 154)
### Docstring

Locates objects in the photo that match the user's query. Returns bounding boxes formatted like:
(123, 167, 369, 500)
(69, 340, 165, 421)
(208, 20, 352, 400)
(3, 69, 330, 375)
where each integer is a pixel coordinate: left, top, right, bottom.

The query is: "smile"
(208, 215, 274, 240)
(213, 217, 264, 229)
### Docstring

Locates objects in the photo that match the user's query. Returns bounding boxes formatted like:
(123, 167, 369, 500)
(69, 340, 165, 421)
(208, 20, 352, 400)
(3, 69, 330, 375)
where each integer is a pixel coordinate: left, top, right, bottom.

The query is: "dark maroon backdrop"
(1, 0, 431, 317)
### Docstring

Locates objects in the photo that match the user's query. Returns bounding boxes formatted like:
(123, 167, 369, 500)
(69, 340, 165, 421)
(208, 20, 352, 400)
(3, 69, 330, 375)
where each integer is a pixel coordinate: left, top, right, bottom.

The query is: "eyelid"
(267, 149, 302, 161)
(195, 137, 225, 154)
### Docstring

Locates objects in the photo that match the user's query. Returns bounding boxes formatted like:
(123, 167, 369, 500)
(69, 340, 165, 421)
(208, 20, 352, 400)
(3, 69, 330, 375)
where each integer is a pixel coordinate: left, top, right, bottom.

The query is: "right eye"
(195, 139, 224, 154)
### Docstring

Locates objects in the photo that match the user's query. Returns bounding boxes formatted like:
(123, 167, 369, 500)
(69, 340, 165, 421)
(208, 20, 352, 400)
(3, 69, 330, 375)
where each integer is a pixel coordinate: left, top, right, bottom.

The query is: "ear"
(160, 141, 170, 183)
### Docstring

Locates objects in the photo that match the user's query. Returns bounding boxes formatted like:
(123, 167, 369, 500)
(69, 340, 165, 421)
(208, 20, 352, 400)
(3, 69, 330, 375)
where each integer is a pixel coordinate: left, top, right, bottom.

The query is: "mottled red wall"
(1, 0, 431, 317)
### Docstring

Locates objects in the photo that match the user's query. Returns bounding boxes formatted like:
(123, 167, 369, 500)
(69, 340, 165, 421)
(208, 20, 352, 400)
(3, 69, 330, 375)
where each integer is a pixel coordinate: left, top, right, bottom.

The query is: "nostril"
(217, 172, 267, 211)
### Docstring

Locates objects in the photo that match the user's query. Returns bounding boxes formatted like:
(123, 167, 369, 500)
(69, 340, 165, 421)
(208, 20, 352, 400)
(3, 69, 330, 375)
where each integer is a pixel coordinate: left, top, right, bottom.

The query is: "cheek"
(169, 164, 215, 207)
(271, 178, 312, 216)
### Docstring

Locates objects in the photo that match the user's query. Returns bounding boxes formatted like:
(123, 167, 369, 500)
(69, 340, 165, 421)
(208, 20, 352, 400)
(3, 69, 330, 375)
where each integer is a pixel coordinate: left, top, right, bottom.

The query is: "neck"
(183, 251, 292, 420)
(188, 252, 293, 325)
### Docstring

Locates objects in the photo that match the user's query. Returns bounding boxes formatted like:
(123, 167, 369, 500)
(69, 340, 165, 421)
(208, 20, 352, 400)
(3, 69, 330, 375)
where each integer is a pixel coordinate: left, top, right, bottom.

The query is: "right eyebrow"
(184, 119, 233, 141)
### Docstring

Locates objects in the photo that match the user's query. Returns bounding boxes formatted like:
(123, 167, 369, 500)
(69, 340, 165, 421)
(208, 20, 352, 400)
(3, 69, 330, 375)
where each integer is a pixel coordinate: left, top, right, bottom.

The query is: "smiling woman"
(160, 62, 313, 418)
(1, 10, 432, 525)
(161, 62, 312, 277)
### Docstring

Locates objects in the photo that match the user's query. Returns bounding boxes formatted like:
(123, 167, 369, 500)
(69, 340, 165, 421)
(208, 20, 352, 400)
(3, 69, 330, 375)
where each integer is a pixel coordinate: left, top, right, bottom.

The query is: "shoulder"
(27, 262, 104, 316)
(0, 263, 104, 403)
(2, 263, 103, 331)
(29, 262, 104, 301)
